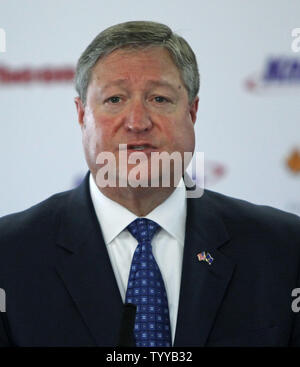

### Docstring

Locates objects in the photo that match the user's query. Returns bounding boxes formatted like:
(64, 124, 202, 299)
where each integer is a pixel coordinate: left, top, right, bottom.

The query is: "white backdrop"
(0, 0, 299, 217)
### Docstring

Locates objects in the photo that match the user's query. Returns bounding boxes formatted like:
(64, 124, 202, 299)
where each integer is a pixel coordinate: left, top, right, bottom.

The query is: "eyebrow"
(147, 80, 181, 93)
(101, 79, 181, 93)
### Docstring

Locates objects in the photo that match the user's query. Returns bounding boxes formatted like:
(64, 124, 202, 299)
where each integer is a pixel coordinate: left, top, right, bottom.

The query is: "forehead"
(90, 47, 184, 89)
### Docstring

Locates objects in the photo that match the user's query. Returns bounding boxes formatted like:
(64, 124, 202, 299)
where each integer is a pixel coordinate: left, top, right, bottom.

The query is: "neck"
(96, 184, 176, 217)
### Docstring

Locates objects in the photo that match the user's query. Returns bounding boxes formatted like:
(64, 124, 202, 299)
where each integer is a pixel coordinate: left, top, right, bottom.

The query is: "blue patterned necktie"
(125, 218, 172, 347)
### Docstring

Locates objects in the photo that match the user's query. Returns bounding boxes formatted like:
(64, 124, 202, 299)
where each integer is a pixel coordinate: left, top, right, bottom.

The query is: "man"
(0, 21, 300, 347)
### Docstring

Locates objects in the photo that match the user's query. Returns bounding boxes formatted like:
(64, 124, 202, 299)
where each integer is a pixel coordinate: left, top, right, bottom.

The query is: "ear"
(74, 97, 85, 129)
(189, 96, 199, 124)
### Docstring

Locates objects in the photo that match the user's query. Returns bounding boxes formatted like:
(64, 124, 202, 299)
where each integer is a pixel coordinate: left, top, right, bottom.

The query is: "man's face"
(75, 46, 198, 188)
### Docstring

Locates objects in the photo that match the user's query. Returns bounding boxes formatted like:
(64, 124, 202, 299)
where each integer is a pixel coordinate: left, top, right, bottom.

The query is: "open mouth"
(129, 145, 149, 151)
(127, 143, 156, 151)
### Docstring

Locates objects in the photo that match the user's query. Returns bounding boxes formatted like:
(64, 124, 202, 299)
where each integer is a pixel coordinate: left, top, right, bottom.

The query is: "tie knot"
(127, 218, 160, 243)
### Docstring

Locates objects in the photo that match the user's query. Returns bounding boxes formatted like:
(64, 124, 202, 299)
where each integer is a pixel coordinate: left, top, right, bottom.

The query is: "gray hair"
(75, 21, 199, 105)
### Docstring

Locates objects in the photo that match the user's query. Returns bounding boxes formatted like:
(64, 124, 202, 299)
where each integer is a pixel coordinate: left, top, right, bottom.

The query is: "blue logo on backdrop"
(245, 57, 300, 93)
(264, 58, 300, 82)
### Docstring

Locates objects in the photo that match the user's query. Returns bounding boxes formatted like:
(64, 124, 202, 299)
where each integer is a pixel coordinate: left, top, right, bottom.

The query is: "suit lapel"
(55, 173, 123, 346)
(174, 192, 236, 346)
(54, 173, 235, 347)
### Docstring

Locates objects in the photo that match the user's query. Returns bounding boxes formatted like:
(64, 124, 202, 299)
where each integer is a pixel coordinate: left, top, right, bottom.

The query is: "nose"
(124, 99, 152, 133)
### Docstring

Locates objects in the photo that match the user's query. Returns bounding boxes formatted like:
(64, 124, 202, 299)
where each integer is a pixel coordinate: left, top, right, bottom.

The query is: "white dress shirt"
(89, 173, 187, 345)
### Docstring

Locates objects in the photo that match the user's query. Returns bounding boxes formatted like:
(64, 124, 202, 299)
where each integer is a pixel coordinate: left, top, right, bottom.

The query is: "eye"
(106, 96, 121, 104)
(154, 96, 169, 103)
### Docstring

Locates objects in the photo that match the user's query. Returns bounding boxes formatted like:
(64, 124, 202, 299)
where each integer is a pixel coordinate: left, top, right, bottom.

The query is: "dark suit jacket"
(0, 172, 300, 347)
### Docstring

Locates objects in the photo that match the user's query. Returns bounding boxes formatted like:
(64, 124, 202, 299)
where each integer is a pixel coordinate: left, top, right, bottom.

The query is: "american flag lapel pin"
(197, 251, 214, 265)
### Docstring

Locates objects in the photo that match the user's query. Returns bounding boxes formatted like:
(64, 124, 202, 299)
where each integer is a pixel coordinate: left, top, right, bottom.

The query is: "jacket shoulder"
(0, 189, 73, 248)
(203, 189, 300, 241)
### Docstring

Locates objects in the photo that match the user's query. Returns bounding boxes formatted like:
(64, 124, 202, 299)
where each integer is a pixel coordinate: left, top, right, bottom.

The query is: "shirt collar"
(89, 173, 187, 246)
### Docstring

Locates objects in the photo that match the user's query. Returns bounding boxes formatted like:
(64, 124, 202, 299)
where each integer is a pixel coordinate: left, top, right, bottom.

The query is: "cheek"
(81, 125, 103, 162)
(177, 130, 195, 154)
(184, 124, 195, 149)
(94, 113, 119, 140)
(84, 116, 112, 148)
(165, 117, 195, 152)
(84, 106, 112, 142)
